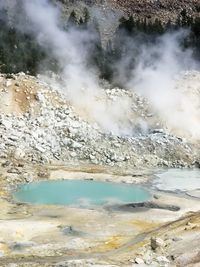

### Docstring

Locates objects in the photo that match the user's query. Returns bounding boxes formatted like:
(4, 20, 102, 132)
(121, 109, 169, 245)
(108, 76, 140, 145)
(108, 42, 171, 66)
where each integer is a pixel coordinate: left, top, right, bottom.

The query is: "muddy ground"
(0, 72, 199, 266)
(0, 161, 199, 267)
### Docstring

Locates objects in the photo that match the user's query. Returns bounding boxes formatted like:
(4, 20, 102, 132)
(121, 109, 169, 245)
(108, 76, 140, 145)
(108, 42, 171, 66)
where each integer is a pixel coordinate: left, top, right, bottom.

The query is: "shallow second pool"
(13, 180, 151, 207)
(154, 168, 200, 192)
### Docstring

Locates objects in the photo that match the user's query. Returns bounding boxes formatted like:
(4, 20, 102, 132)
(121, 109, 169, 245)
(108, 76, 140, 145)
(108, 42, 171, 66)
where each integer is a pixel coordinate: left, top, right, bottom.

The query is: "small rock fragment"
(156, 256, 170, 263)
(135, 257, 144, 264)
(151, 237, 165, 250)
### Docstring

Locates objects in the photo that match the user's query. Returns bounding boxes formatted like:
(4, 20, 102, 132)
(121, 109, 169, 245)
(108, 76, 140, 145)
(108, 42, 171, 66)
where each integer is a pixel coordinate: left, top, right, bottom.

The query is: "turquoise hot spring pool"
(13, 180, 151, 207)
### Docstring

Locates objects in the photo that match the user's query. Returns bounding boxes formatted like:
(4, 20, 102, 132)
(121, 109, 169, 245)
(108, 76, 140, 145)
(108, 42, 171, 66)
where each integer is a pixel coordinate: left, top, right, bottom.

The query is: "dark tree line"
(0, 7, 200, 82)
(99, 11, 200, 82)
(0, 8, 58, 75)
(0, 7, 92, 75)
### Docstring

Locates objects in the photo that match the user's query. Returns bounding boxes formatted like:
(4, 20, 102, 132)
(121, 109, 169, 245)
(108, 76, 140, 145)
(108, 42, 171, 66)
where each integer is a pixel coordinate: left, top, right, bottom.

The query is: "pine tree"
(68, 10, 77, 27)
(83, 7, 90, 25)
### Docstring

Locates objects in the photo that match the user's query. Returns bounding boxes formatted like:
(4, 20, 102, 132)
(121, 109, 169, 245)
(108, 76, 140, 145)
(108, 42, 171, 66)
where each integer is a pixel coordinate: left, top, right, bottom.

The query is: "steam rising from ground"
(121, 32, 200, 139)
(1, 0, 200, 138)
(23, 0, 135, 136)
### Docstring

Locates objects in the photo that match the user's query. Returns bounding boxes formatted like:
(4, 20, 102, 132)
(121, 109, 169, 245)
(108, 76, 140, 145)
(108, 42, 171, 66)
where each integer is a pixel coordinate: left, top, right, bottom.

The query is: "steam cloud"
(1, 0, 200, 138)
(118, 31, 200, 139)
(22, 0, 134, 136)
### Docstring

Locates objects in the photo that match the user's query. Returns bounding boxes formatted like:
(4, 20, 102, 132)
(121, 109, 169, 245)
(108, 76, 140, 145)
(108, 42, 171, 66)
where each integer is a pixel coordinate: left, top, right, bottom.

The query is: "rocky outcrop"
(0, 72, 198, 172)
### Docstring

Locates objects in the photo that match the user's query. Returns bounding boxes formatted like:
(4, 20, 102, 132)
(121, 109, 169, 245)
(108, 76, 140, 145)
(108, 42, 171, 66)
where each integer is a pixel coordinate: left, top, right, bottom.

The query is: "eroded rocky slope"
(0, 72, 199, 266)
(0, 71, 199, 176)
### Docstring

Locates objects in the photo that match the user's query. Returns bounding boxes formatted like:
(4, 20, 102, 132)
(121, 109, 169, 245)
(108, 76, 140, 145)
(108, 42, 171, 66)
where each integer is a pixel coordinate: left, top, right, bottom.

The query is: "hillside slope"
(58, 0, 200, 23)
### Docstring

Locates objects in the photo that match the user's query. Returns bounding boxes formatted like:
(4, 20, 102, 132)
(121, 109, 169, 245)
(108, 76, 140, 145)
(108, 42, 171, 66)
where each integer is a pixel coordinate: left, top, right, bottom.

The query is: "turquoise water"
(13, 180, 151, 207)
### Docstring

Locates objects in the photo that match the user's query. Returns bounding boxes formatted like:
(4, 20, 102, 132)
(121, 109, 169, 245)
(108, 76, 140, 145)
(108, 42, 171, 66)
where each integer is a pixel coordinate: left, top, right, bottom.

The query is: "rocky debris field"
(0, 71, 199, 178)
(0, 71, 199, 266)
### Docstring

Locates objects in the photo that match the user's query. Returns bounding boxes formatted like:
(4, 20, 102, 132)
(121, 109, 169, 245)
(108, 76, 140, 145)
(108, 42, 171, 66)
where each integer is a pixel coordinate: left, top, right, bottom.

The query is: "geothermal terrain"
(0, 1, 200, 267)
(1, 71, 200, 171)
(0, 71, 199, 267)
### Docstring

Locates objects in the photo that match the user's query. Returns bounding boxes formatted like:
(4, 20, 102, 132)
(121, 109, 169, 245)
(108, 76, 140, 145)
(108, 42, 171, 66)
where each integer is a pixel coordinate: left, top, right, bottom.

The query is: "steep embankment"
(0, 71, 199, 179)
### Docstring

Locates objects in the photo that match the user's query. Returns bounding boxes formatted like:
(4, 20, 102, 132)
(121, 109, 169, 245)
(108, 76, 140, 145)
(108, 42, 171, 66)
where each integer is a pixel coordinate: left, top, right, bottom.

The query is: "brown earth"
(58, 0, 200, 23)
(110, 0, 200, 22)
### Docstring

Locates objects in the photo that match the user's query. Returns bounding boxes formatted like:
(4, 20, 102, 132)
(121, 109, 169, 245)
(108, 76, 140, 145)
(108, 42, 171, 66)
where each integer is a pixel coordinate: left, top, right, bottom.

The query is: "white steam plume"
(117, 31, 200, 139)
(1, 0, 200, 139)
(20, 0, 133, 136)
